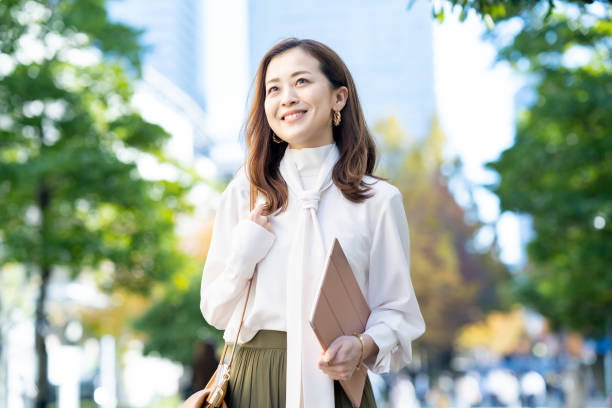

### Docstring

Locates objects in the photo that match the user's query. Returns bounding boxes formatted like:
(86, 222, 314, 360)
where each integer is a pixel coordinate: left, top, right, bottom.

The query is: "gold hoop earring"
(272, 133, 283, 143)
(332, 110, 341, 126)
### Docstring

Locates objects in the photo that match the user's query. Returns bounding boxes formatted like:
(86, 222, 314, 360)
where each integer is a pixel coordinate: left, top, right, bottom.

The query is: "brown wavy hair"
(243, 38, 382, 215)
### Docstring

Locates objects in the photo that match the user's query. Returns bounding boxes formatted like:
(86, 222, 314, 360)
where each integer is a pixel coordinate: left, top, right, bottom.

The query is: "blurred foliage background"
(0, 0, 610, 407)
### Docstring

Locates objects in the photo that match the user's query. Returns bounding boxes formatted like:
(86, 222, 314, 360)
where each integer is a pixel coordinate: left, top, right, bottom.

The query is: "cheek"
(303, 87, 331, 112)
(264, 100, 276, 123)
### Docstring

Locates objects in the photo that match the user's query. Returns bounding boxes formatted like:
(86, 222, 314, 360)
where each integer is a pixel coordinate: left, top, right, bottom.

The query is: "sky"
(432, 4, 527, 266)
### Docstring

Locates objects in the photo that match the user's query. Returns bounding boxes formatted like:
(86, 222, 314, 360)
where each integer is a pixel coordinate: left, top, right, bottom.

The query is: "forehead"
(265, 48, 321, 81)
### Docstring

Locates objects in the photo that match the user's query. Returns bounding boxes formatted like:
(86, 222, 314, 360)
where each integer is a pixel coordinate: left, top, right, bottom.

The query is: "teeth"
(285, 111, 304, 120)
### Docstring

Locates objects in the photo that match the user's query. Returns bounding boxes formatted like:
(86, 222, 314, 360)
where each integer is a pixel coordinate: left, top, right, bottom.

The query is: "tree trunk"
(564, 359, 586, 408)
(0, 301, 6, 408)
(35, 266, 51, 408)
(35, 181, 51, 408)
(605, 315, 612, 400)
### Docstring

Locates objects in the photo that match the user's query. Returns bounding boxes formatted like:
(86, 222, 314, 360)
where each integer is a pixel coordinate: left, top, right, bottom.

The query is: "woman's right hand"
(248, 202, 274, 234)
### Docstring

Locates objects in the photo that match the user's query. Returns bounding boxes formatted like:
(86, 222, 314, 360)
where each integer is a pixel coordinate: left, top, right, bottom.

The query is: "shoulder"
(361, 177, 409, 236)
(354, 176, 407, 238)
(223, 166, 250, 198)
(217, 166, 252, 218)
(362, 175, 402, 208)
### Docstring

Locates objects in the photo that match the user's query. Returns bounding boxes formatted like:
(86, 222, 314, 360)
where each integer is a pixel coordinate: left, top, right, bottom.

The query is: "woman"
(200, 38, 425, 408)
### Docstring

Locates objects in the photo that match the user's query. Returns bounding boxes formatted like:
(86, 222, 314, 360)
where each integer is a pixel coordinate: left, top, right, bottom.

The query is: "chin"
(281, 136, 305, 147)
(276, 130, 305, 145)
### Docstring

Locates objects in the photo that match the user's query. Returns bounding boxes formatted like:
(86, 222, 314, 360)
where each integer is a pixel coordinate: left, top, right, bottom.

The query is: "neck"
(288, 130, 334, 150)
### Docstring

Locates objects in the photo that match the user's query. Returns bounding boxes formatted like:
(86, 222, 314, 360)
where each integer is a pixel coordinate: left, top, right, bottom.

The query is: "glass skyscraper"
(107, 0, 206, 110)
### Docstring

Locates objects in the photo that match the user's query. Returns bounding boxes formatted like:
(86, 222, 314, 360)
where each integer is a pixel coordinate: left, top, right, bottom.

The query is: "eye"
(296, 78, 308, 85)
(267, 86, 279, 95)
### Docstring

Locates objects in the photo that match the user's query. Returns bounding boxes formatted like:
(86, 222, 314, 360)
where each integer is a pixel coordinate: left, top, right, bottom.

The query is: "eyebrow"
(266, 70, 312, 86)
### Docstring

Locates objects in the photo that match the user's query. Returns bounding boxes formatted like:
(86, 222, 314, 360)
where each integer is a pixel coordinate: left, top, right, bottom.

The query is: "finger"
(250, 211, 268, 225)
(319, 359, 339, 371)
(318, 354, 329, 370)
(324, 368, 352, 381)
(253, 202, 266, 214)
(254, 213, 268, 224)
(318, 363, 342, 378)
(248, 203, 264, 219)
(321, 358, 347, 372)
(329, 365, 353, 379)
(324, 345, 338, 364)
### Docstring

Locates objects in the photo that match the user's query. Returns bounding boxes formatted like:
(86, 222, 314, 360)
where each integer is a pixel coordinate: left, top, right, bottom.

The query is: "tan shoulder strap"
(223, 184, 258, 370)
(249, 184, 256, 212)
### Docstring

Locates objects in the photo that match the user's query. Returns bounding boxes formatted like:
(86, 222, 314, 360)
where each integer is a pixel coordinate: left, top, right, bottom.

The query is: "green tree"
(74, 204, 224, 395)
(374, 115, 509, 372)
(415, 0, 602, 26)
(0, 1, 192, 406)
(484, 2, 611, 340)
(483, 5, 611, 402)
(132, 273, 220, 366)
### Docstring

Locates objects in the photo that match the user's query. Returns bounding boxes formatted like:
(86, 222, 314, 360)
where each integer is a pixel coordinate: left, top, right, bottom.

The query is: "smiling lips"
(282, 110, 307, 123)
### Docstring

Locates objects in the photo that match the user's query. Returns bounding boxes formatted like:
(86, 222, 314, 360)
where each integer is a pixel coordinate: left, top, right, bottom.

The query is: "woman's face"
(264, 47, 348, 149)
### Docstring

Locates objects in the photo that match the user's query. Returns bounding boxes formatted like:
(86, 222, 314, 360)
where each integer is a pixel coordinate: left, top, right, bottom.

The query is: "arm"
(362, 190, 426, 373)
(199, 177, 275, 329)
(317, 190, 425, 379)
(361, 333, 379, 366)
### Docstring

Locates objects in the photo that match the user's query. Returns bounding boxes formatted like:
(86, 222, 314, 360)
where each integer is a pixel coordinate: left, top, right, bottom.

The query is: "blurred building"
(106, 0, 206, 111)
(106, 0, 216, 173)
(107, 0, 435, 178)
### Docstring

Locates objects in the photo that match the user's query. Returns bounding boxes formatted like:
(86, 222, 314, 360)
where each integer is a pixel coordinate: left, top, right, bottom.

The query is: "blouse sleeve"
(363, 190, 426, 373)
(199, 175, 276, 330)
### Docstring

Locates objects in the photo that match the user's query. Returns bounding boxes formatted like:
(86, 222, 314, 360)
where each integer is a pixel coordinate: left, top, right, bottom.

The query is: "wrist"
(352, 333, 366, 369)
(361, 333, 379, 366)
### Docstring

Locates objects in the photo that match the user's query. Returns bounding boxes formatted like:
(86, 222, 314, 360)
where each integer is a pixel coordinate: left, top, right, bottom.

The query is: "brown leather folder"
(309, 237, 371, 408)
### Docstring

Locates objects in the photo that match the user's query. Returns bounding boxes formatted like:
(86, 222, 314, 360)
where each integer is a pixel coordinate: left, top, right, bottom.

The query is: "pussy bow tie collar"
(278, 143, 340, 408)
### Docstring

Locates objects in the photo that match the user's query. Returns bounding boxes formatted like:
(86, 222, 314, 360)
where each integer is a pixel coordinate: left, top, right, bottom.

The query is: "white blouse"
(200, 143, 425, 373)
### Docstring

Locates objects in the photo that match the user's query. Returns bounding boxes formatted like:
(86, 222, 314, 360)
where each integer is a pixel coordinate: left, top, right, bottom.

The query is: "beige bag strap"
(220, 184, 258, 371)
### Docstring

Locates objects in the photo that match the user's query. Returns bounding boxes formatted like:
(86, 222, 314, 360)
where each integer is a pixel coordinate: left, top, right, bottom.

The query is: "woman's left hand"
(317, 335, 362, 381)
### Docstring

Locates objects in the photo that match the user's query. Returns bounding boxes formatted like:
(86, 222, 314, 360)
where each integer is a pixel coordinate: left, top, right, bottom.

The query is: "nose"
(280, 85, 298, 107)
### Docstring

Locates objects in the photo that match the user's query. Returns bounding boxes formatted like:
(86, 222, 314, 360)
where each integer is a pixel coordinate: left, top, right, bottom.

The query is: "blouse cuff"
(363, 323, 398, 373)
(226, 219, 275, 281)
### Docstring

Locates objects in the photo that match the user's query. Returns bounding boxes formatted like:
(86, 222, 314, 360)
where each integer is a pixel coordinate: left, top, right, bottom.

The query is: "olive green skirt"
(225, 330, 377, 408)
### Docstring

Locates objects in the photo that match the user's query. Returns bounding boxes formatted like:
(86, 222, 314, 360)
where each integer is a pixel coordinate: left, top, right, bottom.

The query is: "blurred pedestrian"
(389, 374, 418, 407)
(189, 342, 218, 396)
(519, 370, 546, 407)
(455, 371, 481, 408)
(484, 368, 520, 406)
